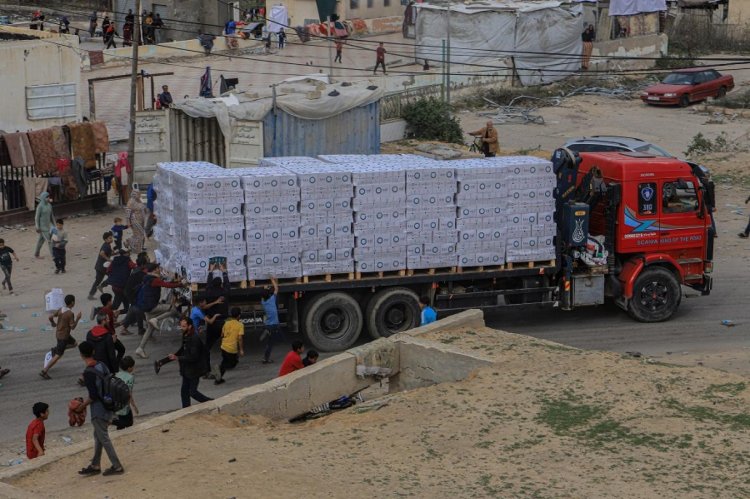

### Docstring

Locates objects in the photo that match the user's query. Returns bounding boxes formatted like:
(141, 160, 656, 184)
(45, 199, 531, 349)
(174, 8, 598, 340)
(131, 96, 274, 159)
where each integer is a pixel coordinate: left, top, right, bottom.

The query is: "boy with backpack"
(74, 341, 125, 476)
(112, 356, 138, 430)
(214, 307, 244, 385)
(134, 263, 184, 359)
(41, 294, 83, 380)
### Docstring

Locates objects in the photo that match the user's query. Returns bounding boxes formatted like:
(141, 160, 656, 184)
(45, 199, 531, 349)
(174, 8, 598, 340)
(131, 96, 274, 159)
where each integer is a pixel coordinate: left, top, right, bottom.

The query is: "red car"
(640, 68, 734, 107)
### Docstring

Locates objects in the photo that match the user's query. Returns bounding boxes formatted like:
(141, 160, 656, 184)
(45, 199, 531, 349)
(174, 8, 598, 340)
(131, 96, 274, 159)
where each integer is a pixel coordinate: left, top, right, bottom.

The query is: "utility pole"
(327, 16, 333, 80)
(446, 4, 451, 109)
(127, 0, 142, 193)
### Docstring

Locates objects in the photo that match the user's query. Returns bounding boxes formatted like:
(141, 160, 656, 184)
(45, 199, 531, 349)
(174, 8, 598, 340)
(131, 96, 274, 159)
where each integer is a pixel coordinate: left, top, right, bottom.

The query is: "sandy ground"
(8, 326, 750, 498)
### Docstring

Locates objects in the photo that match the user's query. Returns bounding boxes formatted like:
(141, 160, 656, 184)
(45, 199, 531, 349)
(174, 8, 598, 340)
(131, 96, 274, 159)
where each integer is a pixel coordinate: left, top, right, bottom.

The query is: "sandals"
(102, 466, 125, 476)
(0, 368, 9, 379)
(78, 465, 101, 476)
(39, 370, 51, 380)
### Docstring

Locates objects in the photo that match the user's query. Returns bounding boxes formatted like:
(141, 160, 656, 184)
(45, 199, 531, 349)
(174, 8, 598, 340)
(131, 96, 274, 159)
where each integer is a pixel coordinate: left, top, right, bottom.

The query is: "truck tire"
(365, 287, 421, 339)
(627, 267, 682, 322)
(302, 292, 363, 352)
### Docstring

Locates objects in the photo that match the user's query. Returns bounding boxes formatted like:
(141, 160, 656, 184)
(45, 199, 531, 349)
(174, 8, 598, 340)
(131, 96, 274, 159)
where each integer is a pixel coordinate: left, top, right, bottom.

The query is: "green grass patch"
(704, 382, 747, 399)
(665, 398, 750, 429)
(536, 397, 606, 435)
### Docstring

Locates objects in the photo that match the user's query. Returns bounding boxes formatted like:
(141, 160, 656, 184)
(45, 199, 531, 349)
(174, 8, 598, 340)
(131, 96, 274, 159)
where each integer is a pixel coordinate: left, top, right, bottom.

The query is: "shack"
(133, 79, 384, 183)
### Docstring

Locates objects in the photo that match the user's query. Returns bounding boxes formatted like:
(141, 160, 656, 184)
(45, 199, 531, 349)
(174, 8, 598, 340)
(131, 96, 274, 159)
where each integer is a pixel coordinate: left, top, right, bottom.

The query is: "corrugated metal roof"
(262, 103, 381, 158)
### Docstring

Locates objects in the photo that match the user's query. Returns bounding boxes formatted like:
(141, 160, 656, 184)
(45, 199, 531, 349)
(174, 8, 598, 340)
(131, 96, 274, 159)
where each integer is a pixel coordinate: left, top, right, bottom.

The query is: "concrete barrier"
(0, 309, 488, 488)
(102, 37, 264, 64)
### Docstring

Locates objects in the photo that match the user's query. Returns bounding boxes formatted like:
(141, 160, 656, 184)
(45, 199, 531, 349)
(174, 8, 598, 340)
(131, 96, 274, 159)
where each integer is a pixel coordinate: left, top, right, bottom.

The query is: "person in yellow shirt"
(215, 307, 244, 385)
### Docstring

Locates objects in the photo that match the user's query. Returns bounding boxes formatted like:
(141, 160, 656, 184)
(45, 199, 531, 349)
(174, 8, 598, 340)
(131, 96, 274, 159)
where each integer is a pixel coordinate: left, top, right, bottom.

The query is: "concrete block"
(390, 335, 495, 392)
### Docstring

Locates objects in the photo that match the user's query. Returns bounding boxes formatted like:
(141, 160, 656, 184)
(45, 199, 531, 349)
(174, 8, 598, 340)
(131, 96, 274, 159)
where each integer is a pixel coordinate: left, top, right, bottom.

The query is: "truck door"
(658, 179, 706, 257)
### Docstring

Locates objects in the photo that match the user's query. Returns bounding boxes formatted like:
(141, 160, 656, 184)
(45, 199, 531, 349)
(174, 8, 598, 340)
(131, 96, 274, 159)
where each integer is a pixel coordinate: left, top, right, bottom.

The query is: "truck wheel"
(627, 267, 682, 322)
(365, 287, 421, 339)
(302, 292, 363, 352)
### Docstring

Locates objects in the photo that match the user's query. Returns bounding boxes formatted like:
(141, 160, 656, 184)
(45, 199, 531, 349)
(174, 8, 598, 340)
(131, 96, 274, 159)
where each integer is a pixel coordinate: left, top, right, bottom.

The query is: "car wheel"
(679, 94, 690, 107)
(716, 86, 727, 99)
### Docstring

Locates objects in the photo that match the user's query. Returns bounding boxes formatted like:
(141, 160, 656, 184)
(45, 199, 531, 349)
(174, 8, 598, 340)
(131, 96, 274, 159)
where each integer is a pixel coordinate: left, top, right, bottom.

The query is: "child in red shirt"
(278, 341, 305, 377)
(26, 402, 49, 459)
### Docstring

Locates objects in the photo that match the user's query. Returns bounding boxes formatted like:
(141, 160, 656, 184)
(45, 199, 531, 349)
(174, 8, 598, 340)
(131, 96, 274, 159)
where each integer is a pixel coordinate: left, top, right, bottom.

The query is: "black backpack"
(88, 363, 131, 412)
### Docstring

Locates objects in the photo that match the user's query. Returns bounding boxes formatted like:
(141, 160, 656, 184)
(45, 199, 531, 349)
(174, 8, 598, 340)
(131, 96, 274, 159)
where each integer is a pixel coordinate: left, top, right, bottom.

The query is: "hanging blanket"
(67, 122, 96, 169)
(27, 128, 58, 175)
(0, 137, 11, 166)
(3, 132, 35, 168)
(91, 121, 110, 153)
(50, 126, 70, 160)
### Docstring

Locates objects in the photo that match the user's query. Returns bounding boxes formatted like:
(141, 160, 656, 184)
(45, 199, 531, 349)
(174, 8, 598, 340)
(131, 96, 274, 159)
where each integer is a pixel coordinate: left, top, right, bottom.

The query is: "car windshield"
(662, 73, 695, 85)
(635, 143, 672, 157)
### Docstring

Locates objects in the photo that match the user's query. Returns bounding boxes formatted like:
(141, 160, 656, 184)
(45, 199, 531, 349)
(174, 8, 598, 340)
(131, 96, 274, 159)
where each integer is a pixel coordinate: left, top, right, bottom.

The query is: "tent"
(414, 1, 583, 86)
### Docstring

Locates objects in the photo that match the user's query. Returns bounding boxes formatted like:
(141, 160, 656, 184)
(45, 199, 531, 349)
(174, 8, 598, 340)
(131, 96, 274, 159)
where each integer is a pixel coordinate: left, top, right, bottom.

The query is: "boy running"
(41, 294, 82, 379)
(215, 307, 244, 385)
(0, 238, 20, 294)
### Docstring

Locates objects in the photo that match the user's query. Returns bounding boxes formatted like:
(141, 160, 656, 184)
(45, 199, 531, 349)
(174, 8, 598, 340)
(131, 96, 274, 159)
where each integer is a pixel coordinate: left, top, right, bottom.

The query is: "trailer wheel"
(302, 292, 363, 352)
(365, 287, 421, 339)
(627, 267, 682, 322)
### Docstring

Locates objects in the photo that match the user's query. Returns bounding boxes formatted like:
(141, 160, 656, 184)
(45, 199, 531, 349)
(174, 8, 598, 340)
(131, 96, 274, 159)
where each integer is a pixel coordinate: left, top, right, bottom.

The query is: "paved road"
(485, 257, 748, 360)
(0, 222, 746, 454)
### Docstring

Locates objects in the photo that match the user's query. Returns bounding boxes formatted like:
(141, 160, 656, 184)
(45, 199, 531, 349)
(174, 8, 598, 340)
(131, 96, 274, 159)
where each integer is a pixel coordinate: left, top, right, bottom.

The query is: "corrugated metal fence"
(262, 102, 381, 157)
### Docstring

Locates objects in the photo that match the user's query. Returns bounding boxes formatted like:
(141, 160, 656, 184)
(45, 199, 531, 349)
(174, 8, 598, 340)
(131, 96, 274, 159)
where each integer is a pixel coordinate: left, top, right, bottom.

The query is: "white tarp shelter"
(609, 0, 667, 15)
(415, 1, 583, 86)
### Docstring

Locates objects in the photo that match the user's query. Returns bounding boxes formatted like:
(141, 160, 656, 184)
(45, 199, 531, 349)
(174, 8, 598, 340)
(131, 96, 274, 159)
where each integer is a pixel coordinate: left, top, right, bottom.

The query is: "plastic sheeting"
(173, 80, 384, 142)
(267, 5, 288, 33)
(609, 0, 667, 16)
(415, 3, 582, 86)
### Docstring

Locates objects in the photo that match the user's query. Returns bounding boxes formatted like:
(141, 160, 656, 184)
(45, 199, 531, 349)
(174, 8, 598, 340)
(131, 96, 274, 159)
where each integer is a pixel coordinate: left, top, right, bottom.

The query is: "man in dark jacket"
(203, 263, 230, 376)
(168, 317, 212, 408)
(107, 250, 136, 312)
(86, 313, 117, 374)
(119, 252, 149, 335)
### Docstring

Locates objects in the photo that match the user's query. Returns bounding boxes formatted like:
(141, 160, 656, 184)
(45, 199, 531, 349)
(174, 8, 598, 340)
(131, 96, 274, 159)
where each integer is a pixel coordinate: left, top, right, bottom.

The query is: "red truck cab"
(577, 151, 713, 321)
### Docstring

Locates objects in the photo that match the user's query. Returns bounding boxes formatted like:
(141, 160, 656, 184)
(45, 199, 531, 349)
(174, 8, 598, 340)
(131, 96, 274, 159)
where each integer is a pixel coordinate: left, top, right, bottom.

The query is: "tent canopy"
(415, 2, 583, 86)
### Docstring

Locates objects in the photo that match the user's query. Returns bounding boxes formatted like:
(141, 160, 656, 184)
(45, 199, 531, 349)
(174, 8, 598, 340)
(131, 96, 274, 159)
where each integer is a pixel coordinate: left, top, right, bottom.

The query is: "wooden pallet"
(191, 280, 247, 292)
(405, 266, 457, 277)
(302, 272, 355, 283)
(456, 265, 504, 273)
(354, 269, 407, 280)
(505, 259, 556, 270)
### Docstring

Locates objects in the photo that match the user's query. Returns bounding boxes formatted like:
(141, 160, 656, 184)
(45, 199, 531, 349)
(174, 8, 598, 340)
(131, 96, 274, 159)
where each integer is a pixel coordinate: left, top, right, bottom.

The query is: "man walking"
(261, 277, 283, 364)
(75, 341, 124, 476)
(34, 192, 55, 259)
(0, 238, 19, 294)
(739, 195, 750, 238)
(374, 42, 387, 75)
(334, 40, 343, 63)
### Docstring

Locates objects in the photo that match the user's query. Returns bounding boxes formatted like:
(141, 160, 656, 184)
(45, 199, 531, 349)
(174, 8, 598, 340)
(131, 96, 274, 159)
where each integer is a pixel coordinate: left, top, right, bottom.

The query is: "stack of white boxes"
(260, 157, 354, 277)
(150, 155, 557, 286)
(453, 159, 509, 268)
(405, 158, 459, 270)
(488, 156, 556, 264)
(320, 155, 407, 274)
(152, 162, 246, 282)
(240, 167, 301, 280)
